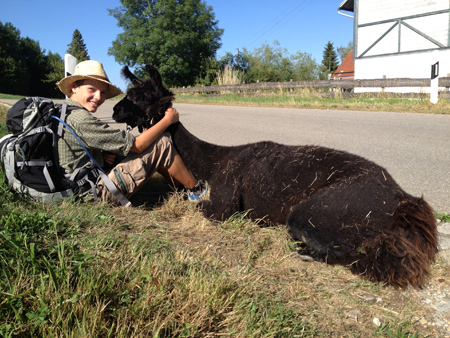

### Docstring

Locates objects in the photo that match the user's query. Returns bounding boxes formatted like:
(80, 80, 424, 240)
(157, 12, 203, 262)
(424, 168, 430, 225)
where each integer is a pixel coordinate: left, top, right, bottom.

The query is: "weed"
(436, 212, 450, 222)
(374, 321, 420, 338)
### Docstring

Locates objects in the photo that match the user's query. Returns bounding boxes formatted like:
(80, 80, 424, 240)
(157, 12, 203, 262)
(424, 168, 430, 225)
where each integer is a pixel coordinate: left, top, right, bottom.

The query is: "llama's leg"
(286, 182, 396, 264)
(286, 199, 340, 262)
(197, 184, 241, 221)
(287, 186, 437, 288)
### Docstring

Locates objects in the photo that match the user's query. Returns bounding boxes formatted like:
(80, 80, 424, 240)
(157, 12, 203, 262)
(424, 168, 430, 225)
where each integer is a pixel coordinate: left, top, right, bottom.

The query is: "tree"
(44, 52, 65, 98)
(218, 50, 248, 73)
(0, 21, 65, 96)
(20, 37, 50, 96)
(44, 52, 64, 83)
(0, 22, 28, 94)
(337, 41, 352, 63)
(290, 52, 320, 81)
(108, 0, 223, 87)
(67, 29, 90, 62)
(243, 41, 293, 83)
(320, 41, 339, 79)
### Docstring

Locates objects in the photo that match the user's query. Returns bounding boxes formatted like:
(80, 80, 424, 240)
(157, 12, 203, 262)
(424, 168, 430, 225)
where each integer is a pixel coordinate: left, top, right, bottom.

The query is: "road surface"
(1, 99, 449, 213)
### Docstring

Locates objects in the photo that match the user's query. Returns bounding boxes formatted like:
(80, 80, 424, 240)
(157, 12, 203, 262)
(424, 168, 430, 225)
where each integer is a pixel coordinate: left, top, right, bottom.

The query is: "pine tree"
(321, 41, 339, 78)
(67, 29, 90, 62)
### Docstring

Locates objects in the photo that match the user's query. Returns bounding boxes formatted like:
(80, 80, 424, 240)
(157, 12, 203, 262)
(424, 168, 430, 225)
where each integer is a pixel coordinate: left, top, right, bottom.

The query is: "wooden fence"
(172, 77, 450, 99)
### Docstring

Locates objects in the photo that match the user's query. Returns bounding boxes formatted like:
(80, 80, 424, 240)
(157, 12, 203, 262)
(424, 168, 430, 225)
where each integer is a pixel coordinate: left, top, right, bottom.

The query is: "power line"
(242, 0, 315, 50)
(241, 0, 300, 47)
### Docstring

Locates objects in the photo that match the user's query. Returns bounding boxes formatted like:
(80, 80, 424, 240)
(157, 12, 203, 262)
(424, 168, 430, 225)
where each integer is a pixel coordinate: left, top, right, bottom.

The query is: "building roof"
(338, 0, 354, 13)
(331, 50, 354, 79)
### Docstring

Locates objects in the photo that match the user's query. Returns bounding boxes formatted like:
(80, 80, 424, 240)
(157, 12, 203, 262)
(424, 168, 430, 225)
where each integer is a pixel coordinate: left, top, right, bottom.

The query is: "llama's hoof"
(297, 253, 315, 262)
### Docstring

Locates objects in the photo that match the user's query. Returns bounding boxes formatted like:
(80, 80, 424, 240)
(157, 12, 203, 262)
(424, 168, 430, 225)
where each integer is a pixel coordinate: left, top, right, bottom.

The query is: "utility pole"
(236, 48, 239, 68)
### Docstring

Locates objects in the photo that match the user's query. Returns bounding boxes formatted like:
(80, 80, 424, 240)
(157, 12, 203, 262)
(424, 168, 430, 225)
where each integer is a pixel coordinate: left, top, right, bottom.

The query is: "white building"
(338, 0, 450, 94)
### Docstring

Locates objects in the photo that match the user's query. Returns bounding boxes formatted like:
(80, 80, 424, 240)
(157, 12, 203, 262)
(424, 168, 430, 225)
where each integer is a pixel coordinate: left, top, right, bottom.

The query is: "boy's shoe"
(188, 181, 210, 202)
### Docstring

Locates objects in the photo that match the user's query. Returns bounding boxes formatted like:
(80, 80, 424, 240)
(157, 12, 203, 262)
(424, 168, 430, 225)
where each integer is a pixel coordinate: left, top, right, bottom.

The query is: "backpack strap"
(2, 135, 16, 186)
(13, 122, 59, 192)
(15, 159, 57, 191)
(57, 103, 67, 137)
(98, 170, 132, 207)
(52, 107, 132, 207)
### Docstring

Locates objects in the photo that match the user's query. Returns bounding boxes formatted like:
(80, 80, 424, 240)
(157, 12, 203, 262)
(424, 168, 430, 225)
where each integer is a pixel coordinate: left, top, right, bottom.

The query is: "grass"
(216, 67, 243, 91)
(3, 88, 450, 115)
(2, 183, 439, 337)
(0, 94, 24, 100)
(0, 97, 448, 337)
(436, 212, 450, 222)
(174, 90, 450, 115)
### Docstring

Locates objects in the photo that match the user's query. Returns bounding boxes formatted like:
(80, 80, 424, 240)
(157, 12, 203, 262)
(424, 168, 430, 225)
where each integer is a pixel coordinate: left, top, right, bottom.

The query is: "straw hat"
(57, 60, 122, 99)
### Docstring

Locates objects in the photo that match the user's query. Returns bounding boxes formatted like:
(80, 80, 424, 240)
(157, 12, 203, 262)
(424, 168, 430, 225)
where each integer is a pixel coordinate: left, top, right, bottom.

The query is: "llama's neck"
(168, 122, 230, 179)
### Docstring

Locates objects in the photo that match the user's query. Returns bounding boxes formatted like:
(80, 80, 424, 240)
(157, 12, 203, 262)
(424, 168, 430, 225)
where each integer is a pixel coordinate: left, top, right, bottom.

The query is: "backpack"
(0, 97, 130, 206)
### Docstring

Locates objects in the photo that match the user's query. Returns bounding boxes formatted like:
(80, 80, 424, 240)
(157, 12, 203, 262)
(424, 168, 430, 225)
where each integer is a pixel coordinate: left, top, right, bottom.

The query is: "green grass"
(0, 93, 24, 100)
(175, 90, 450, 115)
(0, 190, 318, 337)
(4, 89, 450, 114)
(436, 212, 450, 222)
(0, 105, 8, 136)
(0, 95, 442, 337)
(0, 187, 430, 337)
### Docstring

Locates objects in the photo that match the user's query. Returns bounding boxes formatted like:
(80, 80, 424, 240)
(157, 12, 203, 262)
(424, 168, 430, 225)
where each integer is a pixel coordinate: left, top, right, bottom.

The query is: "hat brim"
(57, 75, 122, 99)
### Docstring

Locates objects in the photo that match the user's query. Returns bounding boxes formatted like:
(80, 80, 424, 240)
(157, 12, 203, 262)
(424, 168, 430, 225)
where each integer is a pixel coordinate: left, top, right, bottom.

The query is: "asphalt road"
(2, 99, 449, 213)
(102, 101, 449, 213)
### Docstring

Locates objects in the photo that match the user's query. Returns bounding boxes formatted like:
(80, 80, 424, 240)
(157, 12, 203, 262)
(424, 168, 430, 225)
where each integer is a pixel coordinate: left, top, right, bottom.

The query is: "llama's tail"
(358, 197, 438, 289)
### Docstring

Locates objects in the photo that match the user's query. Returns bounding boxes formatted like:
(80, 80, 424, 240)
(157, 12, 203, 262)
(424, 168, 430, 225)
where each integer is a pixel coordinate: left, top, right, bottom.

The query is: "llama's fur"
(113, 65, 438, 289)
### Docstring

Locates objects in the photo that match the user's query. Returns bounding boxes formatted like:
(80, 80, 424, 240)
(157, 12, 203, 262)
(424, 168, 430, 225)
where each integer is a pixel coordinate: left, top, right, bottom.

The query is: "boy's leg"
(163, 153, 197, 189)
(98, 133, 197, 205)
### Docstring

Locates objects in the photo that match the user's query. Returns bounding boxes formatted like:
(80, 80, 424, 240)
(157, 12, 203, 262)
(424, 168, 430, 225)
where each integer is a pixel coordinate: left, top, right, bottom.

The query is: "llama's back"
(236, 142, 393, 224)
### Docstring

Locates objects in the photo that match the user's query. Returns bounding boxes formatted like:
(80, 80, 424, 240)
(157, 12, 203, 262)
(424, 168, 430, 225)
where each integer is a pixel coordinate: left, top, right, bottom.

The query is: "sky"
(0, 0, 354, 92)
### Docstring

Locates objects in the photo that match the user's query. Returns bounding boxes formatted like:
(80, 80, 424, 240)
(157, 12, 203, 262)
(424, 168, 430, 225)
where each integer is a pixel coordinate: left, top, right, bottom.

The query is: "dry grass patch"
(105, 190, 447, 337)
(1, 175, 447, 337)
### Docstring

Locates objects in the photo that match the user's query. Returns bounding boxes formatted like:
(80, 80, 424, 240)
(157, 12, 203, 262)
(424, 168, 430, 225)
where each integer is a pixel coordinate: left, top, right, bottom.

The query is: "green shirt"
(58, 99, 135, 174)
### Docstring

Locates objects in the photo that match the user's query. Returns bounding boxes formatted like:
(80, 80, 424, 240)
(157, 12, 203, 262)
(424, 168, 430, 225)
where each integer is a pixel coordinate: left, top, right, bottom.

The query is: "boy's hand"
(164, 107, 179, 124)
(103, 152, 117, 165)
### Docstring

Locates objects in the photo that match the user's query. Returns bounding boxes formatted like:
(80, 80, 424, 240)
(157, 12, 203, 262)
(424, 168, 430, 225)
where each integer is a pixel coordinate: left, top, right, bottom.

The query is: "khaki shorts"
(97, 133, 175, 205)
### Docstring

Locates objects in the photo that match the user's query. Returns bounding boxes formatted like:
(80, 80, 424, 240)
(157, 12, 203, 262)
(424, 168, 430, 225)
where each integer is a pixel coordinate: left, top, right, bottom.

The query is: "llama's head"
(113, 65, 174, 132)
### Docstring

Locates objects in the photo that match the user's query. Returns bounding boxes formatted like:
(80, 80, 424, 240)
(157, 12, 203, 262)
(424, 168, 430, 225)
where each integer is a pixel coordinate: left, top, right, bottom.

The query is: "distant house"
(338, 0, 450, 93)
(331, 50, 354, 80)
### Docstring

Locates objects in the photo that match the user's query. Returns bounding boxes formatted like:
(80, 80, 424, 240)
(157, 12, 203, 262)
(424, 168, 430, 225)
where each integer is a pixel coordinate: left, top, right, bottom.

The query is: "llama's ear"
(121, 66, 134, 81)
(121, 66, 144, 87)
(146, 64, 164, 87)
(146, 64, 174, 98)
(145, 64, 165, 96)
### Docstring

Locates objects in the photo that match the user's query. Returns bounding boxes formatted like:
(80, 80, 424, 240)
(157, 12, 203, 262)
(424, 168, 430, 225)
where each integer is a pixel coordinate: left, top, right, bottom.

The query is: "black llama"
(113, 65, 438, 289)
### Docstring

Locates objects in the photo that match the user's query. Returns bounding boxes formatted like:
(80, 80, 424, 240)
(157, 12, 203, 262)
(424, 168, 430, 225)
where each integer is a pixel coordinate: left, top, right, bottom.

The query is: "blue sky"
(0, 0, 353, 92)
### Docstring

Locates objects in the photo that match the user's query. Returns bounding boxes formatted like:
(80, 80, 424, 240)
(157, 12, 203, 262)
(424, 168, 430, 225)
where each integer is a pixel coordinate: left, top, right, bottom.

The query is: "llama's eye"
(138, 95, 150, 103)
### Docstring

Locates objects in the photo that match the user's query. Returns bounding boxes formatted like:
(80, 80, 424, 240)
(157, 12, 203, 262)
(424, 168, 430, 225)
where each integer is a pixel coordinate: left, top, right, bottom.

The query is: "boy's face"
(70, 79, 108, 112)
